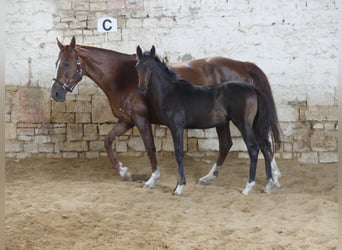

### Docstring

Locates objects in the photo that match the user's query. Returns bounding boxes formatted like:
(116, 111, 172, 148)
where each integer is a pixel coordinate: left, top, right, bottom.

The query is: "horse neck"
(149, 67, 175, 107)
(76, 46, 136, 94)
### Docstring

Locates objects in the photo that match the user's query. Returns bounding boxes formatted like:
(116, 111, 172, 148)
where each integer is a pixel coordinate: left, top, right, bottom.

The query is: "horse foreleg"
(198, 124, 232, 185)
(104, 121, 134, 180)
(170, 127, 186, 196)
(133, 115, 160, 189)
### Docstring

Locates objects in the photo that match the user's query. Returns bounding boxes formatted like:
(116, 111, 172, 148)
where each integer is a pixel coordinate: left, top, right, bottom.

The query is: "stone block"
(115, 140, 127, 152)
(83, 124, 98, 141)
(231, 138, 247, 151)
(86, 152, 100, 159)
(89, 140, 105, 152)
(161, 137, 174, 152)
(99, 124, 114, 136)
(24, 143, 38, 153)
(198, 139, 219, 151)
(18, 135, 33, 142)
(34, 135, 51, 144)
(5, 142, 23, 153)
(51, 101, 66, 113)
(127, 136, 145, 151)
(48, 127, 66, 135)
(5, 123, 17, 140)
(39, 143, 55, 153)
(67, 124, 83, 141)
(92, 95, 115, 123)
(298, 152, 319, 164)
(90, 2, 107, 11)
(51, 112, 75, 123)
(12, 87, 51, 123)
(59, 141, 88, 152)
(319, 152, 338, 163)
(107, 0, 125, 9)
(63, 152, 78, 158)
(310, 130, 337, 151)
(66, 100, 91, 113)
(78, 82, 98, 96)
(187, 129, 205, 138)
(305, 105, 337, 121)
(155, 126, 166, 137)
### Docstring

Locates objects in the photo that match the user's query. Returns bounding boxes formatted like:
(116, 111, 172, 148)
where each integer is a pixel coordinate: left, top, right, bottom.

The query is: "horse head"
(51, 36, 83, 102)
(136, 45, 156, 95)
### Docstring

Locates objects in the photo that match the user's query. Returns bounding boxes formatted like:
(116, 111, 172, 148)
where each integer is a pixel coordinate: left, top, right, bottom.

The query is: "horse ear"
(70, 36, 76, 49)
(56, 38, 64, 50)
(136, 46, 143, 59)
(151, 46, 156, 57)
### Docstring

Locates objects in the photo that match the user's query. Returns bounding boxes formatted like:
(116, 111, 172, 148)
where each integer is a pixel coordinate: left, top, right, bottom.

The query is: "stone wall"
(5, 0, 338, 163)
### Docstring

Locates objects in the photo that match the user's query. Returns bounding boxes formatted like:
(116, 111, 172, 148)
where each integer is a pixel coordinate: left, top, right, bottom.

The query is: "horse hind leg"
(239, 124, 259, 195)
(198, 124, 232, 185)
(259, 139, 280, 193)
(271, 155, 281, 188)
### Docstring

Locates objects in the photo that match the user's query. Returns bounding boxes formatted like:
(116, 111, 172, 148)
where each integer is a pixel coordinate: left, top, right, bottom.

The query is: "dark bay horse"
(51, 36, 281, 192)
(136, 46, 281, 195)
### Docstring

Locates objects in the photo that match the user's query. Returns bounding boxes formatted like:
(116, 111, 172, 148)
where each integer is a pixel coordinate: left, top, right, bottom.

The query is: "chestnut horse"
(136, 46, 281, 195)
(51, 36, 281, 192)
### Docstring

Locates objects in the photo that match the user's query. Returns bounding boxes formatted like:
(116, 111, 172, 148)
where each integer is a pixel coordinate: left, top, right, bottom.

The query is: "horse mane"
(77, 44, 135, 57)
(143, 51, 191, 85)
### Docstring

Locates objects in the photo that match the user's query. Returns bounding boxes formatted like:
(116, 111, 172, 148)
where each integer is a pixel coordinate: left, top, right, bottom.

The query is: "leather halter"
(53, 50, 83, 92)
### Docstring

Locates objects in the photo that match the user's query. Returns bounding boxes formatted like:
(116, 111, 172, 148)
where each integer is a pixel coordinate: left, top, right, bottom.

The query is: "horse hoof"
(198, 176, 216, 185)
(122, 171, 132, 182)
(143, 183, 155, 189)
(173, 185, 184, 196)
(242, 181, 255, 195)
(272, 180, 281, 189)
(263, 180, 274, 194)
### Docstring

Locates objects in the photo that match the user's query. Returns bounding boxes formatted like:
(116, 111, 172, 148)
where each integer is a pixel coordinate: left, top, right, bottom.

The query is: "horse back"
(169, 56, 253, 86)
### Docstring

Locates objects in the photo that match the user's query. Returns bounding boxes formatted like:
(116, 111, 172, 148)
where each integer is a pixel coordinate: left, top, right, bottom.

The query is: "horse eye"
(64, 62, 70, 68)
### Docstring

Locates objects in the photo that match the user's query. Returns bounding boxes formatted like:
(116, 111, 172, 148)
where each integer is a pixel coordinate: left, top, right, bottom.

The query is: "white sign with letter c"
(97, 17, 117, 32)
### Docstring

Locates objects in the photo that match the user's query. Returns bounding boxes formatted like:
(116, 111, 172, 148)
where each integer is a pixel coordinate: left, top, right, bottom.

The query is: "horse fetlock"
(144, 167, 161, 189)
(198, 164, 219, 185)
(263, 179, 274, 194)
(198, 174, 216, 185)
(173, 184, 185, 196)
(119, 163, 132, 181)
(242, 181, 256, 195)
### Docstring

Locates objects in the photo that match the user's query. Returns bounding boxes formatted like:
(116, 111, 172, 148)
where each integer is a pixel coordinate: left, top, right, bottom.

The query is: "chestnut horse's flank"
(136, 46, 281, 195)
(51, 36, 281, 193)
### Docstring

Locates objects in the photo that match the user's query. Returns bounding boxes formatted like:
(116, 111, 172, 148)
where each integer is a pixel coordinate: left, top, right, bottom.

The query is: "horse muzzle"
(137, 84, 147, 95)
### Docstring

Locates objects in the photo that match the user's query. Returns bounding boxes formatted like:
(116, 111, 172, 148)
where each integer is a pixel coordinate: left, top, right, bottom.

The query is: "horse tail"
(253, 88, 282, 153)
(246, 62, 281, 152)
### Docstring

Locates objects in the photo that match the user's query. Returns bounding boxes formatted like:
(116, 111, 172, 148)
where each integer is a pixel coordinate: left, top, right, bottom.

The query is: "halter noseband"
(53, 50, 83, 92)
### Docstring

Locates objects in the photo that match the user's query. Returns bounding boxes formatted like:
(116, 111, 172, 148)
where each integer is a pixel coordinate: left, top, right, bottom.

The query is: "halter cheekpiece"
(53, 50, 83, 92)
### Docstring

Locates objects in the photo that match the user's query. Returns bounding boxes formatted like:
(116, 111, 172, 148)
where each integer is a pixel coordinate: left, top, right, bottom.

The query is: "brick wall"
(5, 0, 338, 163)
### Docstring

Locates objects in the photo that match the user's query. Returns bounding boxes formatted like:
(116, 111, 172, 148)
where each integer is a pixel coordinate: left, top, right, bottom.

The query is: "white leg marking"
(264, 179, 273, 194)
(119, 162, 132, 181)
(173, 184, 185, 196)
(144, 166, 161, 189)
(271, 158, 281, 188)
(198, 163, 220, 185)
(242, 181, 256, 195)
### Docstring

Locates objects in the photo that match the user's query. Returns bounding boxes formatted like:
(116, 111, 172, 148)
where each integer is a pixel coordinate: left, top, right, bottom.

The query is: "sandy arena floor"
(5, 154, 337, 249)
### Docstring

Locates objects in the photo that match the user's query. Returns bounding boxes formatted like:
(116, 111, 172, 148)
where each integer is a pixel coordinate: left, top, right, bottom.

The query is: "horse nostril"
(56, 92, 59, 98)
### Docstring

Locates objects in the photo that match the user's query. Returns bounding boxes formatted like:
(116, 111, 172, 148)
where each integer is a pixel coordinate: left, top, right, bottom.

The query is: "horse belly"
(185, 109, 226, 129)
